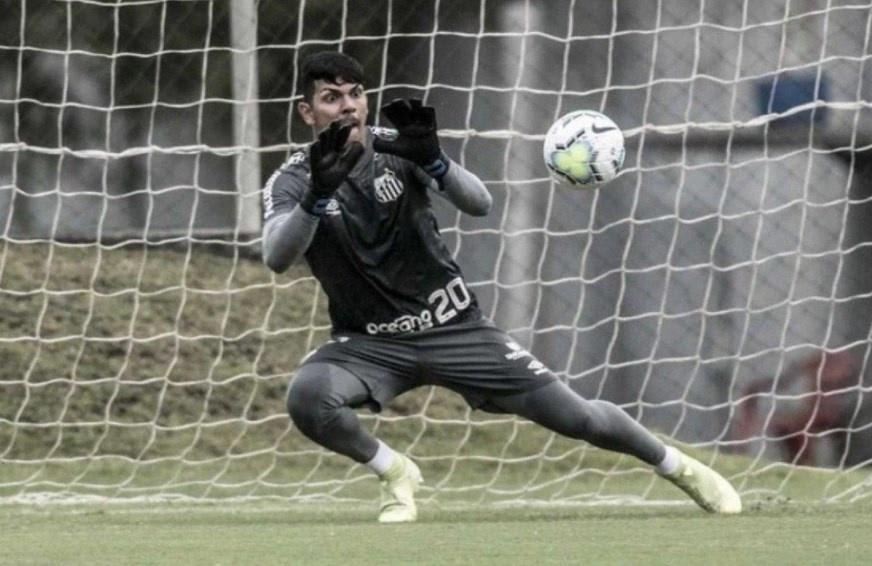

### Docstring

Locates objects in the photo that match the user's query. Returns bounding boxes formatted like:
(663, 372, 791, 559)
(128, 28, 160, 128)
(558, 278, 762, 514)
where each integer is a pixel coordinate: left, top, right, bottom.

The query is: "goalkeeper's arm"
(262, 207, 319, 273)
(413, 160, 492, 216)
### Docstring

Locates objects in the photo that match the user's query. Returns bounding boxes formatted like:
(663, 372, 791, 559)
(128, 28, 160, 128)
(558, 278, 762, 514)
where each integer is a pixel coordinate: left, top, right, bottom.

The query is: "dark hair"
(299, 51, 365, 102)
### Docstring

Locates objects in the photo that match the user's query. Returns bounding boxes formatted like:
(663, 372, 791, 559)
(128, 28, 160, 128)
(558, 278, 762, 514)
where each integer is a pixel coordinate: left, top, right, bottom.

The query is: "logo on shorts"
(374, 168, 404, 203)
(504, 341, 548, 375)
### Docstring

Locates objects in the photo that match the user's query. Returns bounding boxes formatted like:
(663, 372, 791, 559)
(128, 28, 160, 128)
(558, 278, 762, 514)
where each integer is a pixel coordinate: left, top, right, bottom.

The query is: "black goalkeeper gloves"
(301, 119, 364, 215)
(373, 98, 450, 179)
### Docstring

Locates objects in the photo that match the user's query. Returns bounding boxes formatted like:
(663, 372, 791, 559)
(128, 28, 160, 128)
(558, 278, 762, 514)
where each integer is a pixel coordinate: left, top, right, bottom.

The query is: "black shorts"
(300, 318, 558, 412)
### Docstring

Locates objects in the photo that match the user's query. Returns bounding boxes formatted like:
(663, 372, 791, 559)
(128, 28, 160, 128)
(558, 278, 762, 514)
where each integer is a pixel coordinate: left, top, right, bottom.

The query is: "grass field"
(2, 500, 871, 565)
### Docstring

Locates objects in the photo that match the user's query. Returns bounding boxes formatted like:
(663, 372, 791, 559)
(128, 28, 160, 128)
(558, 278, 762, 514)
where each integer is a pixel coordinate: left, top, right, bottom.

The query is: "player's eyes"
(320, 88, 361, 103)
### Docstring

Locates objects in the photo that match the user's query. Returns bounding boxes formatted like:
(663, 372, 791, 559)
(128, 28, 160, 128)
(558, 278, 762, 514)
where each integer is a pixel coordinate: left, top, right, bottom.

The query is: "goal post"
(230, 0, 262, 239)
(2, 0, 872, 506)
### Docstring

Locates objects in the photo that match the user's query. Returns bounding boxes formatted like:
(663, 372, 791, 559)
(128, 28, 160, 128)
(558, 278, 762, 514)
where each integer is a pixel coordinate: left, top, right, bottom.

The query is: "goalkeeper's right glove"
(300, 119, 364, 215)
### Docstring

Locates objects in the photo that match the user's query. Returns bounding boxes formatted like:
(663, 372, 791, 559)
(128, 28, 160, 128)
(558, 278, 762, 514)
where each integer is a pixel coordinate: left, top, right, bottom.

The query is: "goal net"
(2, 0, 872, 506)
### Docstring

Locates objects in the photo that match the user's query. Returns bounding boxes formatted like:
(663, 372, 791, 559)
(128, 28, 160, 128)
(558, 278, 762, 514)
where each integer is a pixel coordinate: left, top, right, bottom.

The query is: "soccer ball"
(543, 110, 625, 188)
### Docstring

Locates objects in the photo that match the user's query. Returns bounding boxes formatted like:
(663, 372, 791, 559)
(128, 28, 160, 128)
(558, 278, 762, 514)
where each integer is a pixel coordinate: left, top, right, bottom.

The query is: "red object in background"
(733, 351, 858, 466)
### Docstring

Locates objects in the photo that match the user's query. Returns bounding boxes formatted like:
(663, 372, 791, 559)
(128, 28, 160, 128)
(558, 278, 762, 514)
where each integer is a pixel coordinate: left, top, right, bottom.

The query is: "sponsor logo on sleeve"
(287, 151, 307, 166)
(262, 152, 309, 220)
(262, 169, 282, 219)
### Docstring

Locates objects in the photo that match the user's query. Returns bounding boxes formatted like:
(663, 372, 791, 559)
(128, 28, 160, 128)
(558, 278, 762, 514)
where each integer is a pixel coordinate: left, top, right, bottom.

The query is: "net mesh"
(2, 0, 872, 505)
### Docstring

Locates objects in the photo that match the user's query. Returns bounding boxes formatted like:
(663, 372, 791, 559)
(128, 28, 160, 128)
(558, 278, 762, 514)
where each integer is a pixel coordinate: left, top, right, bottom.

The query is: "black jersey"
(263, 127, 482, 335)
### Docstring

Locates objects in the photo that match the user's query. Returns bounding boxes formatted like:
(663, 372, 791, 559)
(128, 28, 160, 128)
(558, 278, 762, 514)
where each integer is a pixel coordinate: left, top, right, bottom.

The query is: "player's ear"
(297, 100, 315, 127)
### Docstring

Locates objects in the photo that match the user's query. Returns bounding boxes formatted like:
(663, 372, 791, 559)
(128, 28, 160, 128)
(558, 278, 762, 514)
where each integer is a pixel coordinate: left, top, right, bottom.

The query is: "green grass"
(2, 500, 871, 565)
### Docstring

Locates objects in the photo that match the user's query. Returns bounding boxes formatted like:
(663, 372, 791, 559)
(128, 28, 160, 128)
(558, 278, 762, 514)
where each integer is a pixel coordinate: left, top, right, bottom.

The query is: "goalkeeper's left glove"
(372, 98, 449, 179)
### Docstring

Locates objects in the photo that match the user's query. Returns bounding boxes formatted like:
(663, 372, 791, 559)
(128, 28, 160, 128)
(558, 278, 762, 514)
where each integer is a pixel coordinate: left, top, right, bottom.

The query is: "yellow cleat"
(662, 452, 742, 514)
(378, 454, 423, 523)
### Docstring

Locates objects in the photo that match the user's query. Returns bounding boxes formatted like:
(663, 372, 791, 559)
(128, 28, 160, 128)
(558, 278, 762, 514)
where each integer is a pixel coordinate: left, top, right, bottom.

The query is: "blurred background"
(2, 0, 872, 471)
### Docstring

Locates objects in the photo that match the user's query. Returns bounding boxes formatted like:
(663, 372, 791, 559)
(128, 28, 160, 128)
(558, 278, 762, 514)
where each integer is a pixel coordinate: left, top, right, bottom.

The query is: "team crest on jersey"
(374, 167, 404, 203)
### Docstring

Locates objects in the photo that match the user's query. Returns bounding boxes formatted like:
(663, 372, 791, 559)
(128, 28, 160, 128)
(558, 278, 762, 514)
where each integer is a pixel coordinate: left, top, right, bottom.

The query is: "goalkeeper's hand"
(301, 119, 364, 215)
(373, 98, 449, 179)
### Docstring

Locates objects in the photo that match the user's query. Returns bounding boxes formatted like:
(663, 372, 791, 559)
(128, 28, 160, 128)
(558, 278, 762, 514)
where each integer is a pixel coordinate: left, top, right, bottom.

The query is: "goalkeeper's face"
(299, 79, 369, 144)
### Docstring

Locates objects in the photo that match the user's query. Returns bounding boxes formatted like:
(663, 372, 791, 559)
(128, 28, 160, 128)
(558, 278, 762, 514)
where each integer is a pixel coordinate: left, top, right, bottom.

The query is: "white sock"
(365, 440, 397, 476)
(656, 445, 682, 476)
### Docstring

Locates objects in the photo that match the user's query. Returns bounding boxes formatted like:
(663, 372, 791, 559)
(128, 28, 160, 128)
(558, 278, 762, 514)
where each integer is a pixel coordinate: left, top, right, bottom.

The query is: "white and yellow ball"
(543, 110, 625, 188)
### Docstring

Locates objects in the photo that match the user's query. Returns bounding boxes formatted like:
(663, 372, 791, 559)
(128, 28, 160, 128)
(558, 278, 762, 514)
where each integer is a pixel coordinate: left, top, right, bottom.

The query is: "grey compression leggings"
(287, 362, 666, 465)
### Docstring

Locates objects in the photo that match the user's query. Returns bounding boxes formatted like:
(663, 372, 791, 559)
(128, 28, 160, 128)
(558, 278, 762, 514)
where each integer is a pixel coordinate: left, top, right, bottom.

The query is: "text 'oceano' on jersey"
(366, 310, 433, 335)
(365, 277, 472, 335)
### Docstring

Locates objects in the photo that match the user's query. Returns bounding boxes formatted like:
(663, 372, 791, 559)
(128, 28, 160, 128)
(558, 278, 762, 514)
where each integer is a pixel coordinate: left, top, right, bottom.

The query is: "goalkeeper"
(262, 51, 741, 523)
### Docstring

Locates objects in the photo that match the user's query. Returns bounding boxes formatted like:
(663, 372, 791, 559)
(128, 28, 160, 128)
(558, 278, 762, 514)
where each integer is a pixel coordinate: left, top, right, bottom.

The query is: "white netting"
(2, 0, 872, 505)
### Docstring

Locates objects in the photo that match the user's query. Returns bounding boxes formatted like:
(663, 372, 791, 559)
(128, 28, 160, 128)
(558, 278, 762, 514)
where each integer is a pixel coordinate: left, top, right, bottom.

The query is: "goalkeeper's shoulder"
(262, 149, 313, 222)
(280, 149, 311, 175)
(264, 150, 311, 196)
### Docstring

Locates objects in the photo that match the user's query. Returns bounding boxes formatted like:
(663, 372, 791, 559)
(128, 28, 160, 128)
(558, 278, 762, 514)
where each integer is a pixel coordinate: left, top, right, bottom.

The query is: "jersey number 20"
(428, 277, 472, 324)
